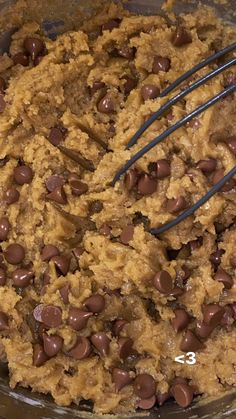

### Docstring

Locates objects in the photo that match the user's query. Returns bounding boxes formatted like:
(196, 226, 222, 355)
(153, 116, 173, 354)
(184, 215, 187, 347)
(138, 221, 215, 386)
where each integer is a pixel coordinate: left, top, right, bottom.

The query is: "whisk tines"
(112, 42, 236, 236)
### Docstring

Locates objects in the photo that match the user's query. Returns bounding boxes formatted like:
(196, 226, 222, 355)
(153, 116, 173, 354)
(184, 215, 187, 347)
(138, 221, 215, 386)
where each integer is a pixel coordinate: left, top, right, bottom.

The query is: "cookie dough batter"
(0, 1, 235, 414)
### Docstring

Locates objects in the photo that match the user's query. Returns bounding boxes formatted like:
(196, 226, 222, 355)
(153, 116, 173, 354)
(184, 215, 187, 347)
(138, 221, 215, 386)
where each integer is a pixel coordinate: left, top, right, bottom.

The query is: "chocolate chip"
(141, 84, 160, 101)
(196, 159, 217, 173)
(166, 196, 187, 214)
(180, 330, 204, 352)
(153, 56, 171, 73)
(24, 37, 45, 60)
(91, 332, 110, 356)
(84, 294, 105, 313)
(120, 225, 134, 244)
(155, 159, 171, 179)
(89, 200, 103, 214)
(0, 268, 6, 286)
(125, 169, 139, 191)
(134, 374, 156, 399)
(5, 188, 20, 205)
(171, 376, 188, 388)
(68, 308, 93, 331)
(33, 343, 48, 367)
(214, 267, 233, 289)
(73, 246, 84, 260)
(59, 283, 70, 304)
(171, 309, 190, 333)
(123, 76, 137, 95)
(14, 165, 33, 185)
(0, 311, 9, 331)
(68, 336, 92, 360)
(0, 77, 6, 93)
(137, 395, 156, 410)
(90, 81, 106, 95)
(230, 255, 236, 268)
(220, 305, 234, 326)
(45, 175, 65, 192)
(118, 337, 133, 359)
(0, 95, 6, 113)
(48, 127, 64, 146)
(166, 112, 174, 122)
(34, 55, 43, 66)
(43, 333, 63, 357)
(51, 255, 70, 275)
(47, 186, 67, 204)
(33, 304, 44, 322)
(171, 27, 192, 47)
(211, 169, 235, 192)
(172, 383, 193, 408)
(138, 174, 157, 195)
(70, 179, 88, 196)
(195, 321, 214, 339)
(231, 303, 236, 319)
(224, 137, 236, 155)
(0, 217, 10, 241)
(209, 249, 224, 266)
(153, 270, 173, 294)
(67, 173, 80, 182)
(117, 45, 136, 59)
(4, 243, 25, 265)
(112, 368, 133, 391)
(156, 392, 170, 406)
(113, 319, 127, 336)
(102, 19, 121, 31)
(41, 245, 60, 261)
(99, 224, 112, 237)
(97, 93, 115, 113)
(187, 118, 201, 130)
(223, 71, 236, 88)
(12, 268, 34, 287)
(202, 304, 225, 327)
(12, 52, 29, 66)
(41, 305, 62, 328)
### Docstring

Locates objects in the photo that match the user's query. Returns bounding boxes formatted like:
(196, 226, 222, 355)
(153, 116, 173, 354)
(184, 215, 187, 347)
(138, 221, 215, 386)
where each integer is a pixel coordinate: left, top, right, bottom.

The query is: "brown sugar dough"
(0, 1, 235, 414)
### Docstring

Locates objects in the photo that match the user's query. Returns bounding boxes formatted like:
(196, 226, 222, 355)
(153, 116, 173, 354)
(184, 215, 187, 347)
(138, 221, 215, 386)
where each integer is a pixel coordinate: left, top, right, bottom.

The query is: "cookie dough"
(0, 1, 235, 414)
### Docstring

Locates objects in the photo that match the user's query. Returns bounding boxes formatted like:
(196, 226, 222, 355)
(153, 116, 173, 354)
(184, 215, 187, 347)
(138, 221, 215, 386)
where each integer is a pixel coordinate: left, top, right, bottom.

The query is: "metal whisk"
(112, 42, 236, 235)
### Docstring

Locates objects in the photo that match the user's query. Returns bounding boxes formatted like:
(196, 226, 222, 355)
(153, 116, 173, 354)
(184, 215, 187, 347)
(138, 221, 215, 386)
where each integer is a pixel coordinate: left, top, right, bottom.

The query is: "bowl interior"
(0, 0, 235, 418)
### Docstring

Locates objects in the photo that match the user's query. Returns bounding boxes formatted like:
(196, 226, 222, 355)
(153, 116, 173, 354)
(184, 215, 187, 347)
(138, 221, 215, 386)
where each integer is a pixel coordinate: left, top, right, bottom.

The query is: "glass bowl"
(0, 1, 235, 417)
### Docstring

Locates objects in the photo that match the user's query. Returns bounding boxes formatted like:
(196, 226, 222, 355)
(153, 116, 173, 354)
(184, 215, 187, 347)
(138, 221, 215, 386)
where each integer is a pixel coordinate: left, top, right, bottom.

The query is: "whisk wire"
(111, 42, 236, 235)
(126, 57, 236, 149)
(113, 83, 236, 185)
(150, 165, 236, 236)
(160, 42, 236, 97)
